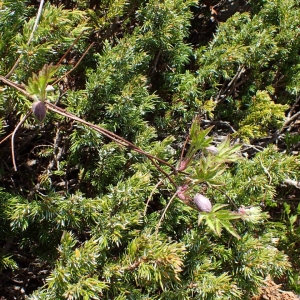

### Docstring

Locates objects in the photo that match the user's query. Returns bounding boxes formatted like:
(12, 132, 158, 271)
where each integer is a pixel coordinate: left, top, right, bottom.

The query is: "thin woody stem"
(155, 190, 178, 236)
(0, 132, 13, 145)
(11, 111, 32, 171)
(144, 178, 165, 216)
(147, 157, 177, 188)
(211, 185, 238, 210)
(0, 76, 33, 98)
(56, 31, 86, 66)
(46, 102, 176, 172)
(180, 134, 190, 164)
(53, 42, 95, 86)
(5, 0, 45, 79)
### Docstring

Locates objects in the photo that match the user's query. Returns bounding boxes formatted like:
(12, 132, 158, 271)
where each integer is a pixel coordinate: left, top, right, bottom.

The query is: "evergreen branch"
(227, 65, 246, 89)
(5, 0, 45, 79)
(241, 143, 263, 153)
(201, 119, 236, 133)
(291, 140, 300, 152)
(215, 65, 246, 103)
(283, 179, 300, 189)
(287, 94, 300, 118)
(150, 50, 162, 75)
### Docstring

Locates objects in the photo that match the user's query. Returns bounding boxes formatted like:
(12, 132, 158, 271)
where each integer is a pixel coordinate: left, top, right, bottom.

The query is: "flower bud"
(32, 101, 46, 122)
(205, 145, 219, 155)
(193, 193, 212, 212)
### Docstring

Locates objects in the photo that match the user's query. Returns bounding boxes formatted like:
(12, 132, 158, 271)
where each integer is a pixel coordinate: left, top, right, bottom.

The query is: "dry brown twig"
(0, 132, 13, 145)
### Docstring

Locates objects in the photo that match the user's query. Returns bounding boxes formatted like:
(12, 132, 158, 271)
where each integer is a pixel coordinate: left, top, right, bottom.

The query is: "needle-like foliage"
(0, 0, 300, 299)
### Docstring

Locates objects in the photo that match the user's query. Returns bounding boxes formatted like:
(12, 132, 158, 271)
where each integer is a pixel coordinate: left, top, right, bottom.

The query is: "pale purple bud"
(193, 193, 212, 212)
(32, 101, 46, 122)
(205, 145, 219, 155)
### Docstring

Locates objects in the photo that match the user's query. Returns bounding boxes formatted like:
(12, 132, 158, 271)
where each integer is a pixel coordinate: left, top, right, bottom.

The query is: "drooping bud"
(32, 101, 46, 122)
(193, 193, 212, 212)
(205, 145, 219, 155)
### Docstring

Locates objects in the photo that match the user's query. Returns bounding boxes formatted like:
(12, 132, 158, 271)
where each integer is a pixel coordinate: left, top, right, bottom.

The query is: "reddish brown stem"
(46, 102, 176, 172)
(179, 134, 190, 165)
(53, 42, 95, 86)
(56, 31, 86, 66)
